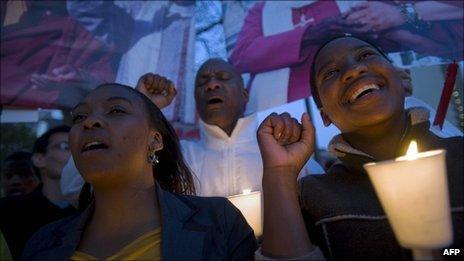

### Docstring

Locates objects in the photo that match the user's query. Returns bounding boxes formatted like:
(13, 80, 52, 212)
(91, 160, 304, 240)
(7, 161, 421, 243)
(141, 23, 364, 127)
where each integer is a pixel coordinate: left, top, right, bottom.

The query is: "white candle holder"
(227, 190, 262, 237)
(364, 147, 452, 258)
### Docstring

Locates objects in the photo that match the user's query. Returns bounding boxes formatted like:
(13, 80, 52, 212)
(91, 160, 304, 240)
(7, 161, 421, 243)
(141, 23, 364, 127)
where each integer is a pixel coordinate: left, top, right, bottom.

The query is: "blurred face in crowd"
(69, 85, 157, 188)
(33, 132, 71, 180)
(313, 37, 405, 134)
(1, 163, 40, 196)
(195, 59, 249, 133)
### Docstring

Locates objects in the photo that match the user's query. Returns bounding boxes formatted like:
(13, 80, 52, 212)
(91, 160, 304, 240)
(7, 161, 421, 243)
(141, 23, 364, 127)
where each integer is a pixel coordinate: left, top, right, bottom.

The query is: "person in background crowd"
(60, 59, 324, 205)
(1, 151, 40, 197)
(181, 58, 269, 196)
(21, 83, 256, 260)
(0, 126, 76, 260)
(256, 36, 463, 259)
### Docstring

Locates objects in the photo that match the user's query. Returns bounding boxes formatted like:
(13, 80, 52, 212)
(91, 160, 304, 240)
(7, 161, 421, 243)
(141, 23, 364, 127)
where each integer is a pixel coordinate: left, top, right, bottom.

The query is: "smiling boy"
(257, 36, 463, 259)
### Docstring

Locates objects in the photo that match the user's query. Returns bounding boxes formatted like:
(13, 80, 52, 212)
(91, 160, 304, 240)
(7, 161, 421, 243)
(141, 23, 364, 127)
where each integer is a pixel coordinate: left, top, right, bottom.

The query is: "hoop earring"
(148, 152, 159, 165)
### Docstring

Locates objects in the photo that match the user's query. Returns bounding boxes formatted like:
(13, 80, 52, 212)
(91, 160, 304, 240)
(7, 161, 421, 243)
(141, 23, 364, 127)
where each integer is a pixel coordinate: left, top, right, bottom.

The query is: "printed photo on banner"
(1, 0, 195, 125)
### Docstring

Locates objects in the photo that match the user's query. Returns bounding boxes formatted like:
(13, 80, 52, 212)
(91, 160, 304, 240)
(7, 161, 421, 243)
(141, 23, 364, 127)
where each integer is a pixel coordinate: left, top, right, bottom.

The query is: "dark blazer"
(20, 185, 257, 260)
(0, 185, 76, 260)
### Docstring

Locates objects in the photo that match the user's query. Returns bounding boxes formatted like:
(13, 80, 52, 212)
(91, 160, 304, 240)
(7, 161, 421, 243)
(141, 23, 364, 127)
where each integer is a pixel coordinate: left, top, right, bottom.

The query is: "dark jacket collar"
(49, 183, 205, 260)
(157, 185, 206, 260)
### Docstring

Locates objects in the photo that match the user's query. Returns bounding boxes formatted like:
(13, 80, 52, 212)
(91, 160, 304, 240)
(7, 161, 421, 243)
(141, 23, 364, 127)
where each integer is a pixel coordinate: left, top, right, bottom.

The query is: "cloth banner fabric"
(1, 0, 196, 124)
(224, 0, 463, 115)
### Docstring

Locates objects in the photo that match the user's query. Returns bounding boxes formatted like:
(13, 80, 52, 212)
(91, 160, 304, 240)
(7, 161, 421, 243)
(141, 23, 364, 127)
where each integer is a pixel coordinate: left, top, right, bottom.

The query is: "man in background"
(60, 60, 324, 203)
(1, 151, 40, 197)
(0, 125, 76, 260)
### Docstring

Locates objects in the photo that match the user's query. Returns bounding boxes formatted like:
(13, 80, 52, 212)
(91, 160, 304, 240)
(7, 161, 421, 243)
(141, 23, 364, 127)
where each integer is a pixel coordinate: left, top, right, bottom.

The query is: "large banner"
(223, 0, 463, 115)
(1, 0, 195, 123)
(2, 1, 463, 133)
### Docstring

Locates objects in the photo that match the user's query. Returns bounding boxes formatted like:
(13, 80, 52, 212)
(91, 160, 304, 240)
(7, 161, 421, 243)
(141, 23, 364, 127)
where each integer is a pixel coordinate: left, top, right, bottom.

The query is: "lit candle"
(227, 189, 262, 237)
(364, 141, 452, 258)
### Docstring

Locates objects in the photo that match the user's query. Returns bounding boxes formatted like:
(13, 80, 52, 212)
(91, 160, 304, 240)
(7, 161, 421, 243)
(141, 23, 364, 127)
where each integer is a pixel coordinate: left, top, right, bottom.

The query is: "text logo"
(443, 249, 461, 255)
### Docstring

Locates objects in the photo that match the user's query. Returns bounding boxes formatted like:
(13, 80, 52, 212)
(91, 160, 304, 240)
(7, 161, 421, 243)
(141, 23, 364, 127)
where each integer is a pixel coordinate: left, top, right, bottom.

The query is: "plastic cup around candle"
(227, 191, 262, 237)
(363, 149, 452, 251)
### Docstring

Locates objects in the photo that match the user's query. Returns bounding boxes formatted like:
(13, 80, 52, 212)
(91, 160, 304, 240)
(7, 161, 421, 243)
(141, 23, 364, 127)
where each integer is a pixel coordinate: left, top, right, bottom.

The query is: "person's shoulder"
(300, 163, 349, 183)
(160, 188, 248, 227)
(0, 191, 35, 203)
(175, 194, 250, 230)
(20, 211, 83, 260)
(439, 135, 463, 145)
(444, 136, 463, 152)
(299, 173, 331, 195)
(430, 132, 463, 153)
(24, 211, 81, 243)
(0, 192, 39, 214)
(298, 164, 356, 201)
(161, 192, 257, 258)
(0, 195, 20, 208)
(177, 194, 257, 256)
(177, 194, 237, 217)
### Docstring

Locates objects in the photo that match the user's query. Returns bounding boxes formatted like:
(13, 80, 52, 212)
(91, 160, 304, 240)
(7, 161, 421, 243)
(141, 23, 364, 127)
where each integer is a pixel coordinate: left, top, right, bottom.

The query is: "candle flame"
(399, 140, 419, 161)
(242, 189, 251, 195)
(406, 140, 418, 156)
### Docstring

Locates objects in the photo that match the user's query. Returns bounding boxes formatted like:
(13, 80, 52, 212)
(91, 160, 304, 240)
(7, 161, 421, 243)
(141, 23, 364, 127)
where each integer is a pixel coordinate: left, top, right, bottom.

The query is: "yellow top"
(71, 228, 161, 260)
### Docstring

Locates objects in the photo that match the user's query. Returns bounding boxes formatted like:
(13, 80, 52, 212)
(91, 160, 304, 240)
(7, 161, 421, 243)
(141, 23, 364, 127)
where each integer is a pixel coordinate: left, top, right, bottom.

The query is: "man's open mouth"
(346, 83, 381, 104)
(207, 97, 224, 105)
(81, 141, 109, 153)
